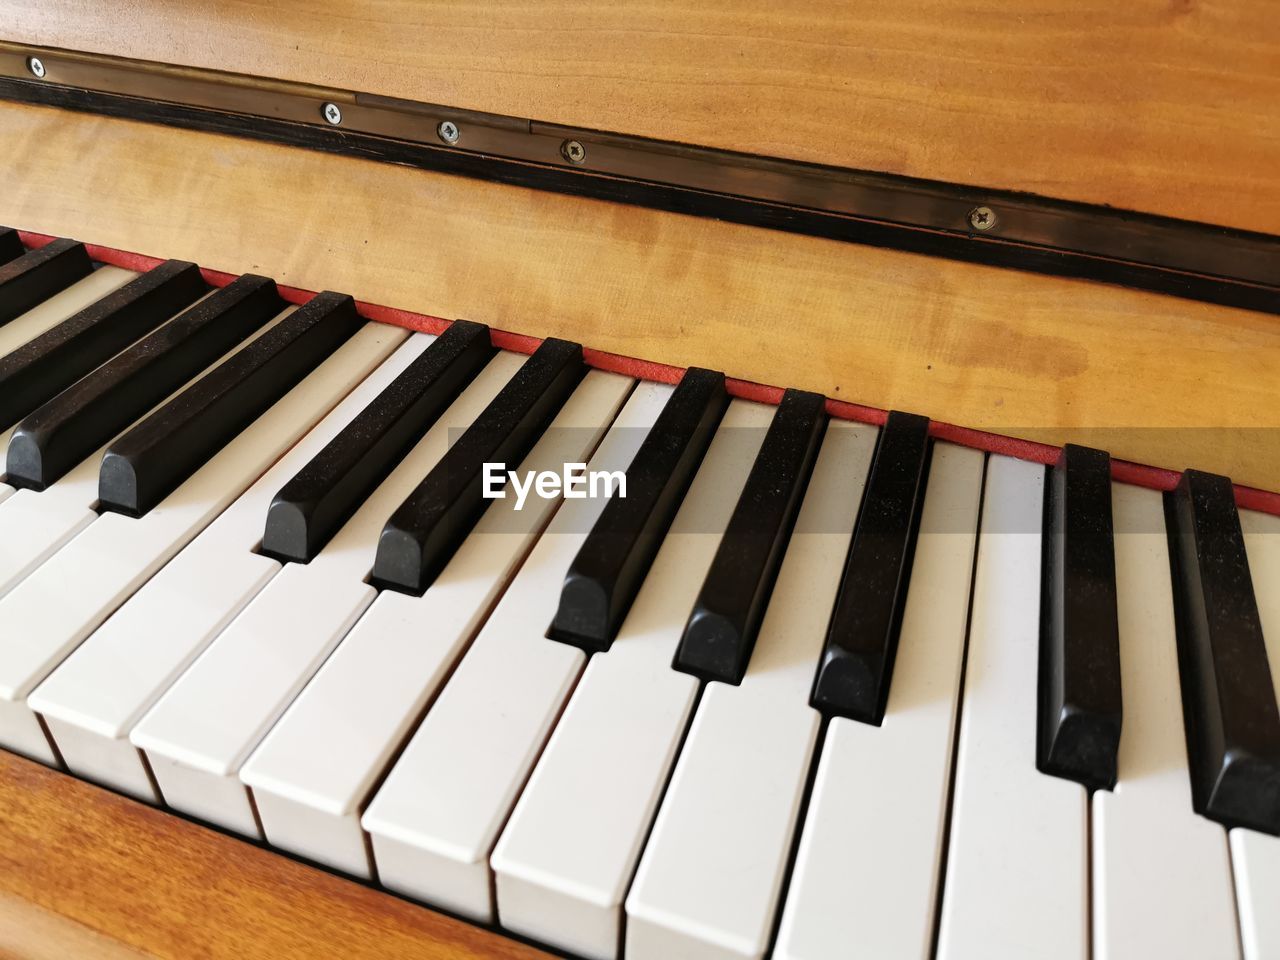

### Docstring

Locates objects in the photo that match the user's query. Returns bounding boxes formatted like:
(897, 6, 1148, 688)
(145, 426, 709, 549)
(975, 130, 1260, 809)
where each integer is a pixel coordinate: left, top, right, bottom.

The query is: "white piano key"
(0, 488, 95, 600)
(29, 329, 422, 799)
(490, 399, 774, 960)
(0, 266, 137, 507)
(241, 370, 634, 878)
(0, 322, 404, 764)
(1092, 483, 1238, 960)
(130, 350, 526, 836)
(0, 265, 136, 376)
(360, 383, 679, 922)
(935, 455, 1087, 960)
(623, 420, 877, 960)
(1231, 830, 1280, 960)
(773, 442, 984, 960)
(1232, 508, 1280, 960)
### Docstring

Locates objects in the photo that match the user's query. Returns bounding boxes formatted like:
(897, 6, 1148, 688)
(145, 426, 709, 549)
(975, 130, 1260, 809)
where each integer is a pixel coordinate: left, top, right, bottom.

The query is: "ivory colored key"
(625, 420, 878, 960)
(492, 399, 773, 960)
(129, 351, 524, 836)
(1092, 484, 1238, 960)
(0, 323, 402, 766)
(29, 330, 421, 800)
(241, 370, 633, 877)
(774, 443, 983, 960)
(361, 384, 676, 922)
(1232, 508, 1280, 960)
(936, 455, 1087, 960)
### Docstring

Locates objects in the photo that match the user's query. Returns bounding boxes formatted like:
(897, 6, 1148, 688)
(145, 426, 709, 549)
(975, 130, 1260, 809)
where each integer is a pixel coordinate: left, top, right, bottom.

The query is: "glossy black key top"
(1037, 444, 1122, 790)
(0, 259, 206, 432)
(673, 389, 827, 684)
(372, 337, 586, 594)
(1166, 469, 1280, 834)
(810, 410, 931, 724)
(99, 291, 361, 517)
(0, 238, 94, 327)
(262, 319, 494, 563)
(550, 367, 729, 653)
(7, 275, 283, 491)
(0, 227, 22, 265)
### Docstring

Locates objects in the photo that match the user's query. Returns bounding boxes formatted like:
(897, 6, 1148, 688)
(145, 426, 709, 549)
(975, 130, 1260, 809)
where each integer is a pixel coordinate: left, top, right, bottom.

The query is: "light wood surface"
(5, 0, 1280, 234)
(0, 750, 550, 959)
(1, 99, 1278, 493)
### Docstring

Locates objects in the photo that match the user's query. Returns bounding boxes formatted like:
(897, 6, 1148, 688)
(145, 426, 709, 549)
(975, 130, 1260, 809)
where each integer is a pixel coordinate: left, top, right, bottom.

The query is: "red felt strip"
(16, 230, 1278, 516)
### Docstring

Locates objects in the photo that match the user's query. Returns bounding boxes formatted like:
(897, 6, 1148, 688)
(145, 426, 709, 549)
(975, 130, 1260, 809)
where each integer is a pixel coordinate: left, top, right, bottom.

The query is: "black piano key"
(371, 337, 586, 594)
(549, 367, 729, 653)
(261, 319, 495, 563)
(1037, 444, 1123, 790)
(0, 227, 22, 264)
(0, 259, 206, 432)
(673, 389, 827, 684)
(0, 238, 94, 327)
(1166, 469, 1280, 834)
(809, 410, 931, 724)
(6, 276, 284, 491)
(98, 291, 361, 518)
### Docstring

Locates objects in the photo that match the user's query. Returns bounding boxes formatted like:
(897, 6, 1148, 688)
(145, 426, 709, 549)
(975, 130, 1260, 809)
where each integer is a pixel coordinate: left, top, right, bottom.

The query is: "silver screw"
(437, 120, 460, 144)
(27, 57, 45, 79)
(561, 140, 587, 164)
(968, 206, 997, 231)
(322, 102, 342, 125)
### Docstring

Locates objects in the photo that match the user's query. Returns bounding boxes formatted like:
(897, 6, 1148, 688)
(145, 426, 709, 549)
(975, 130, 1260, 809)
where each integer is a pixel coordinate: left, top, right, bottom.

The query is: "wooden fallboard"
(4, 0, 1279, 235)
(0, 750, 551, 959)
(2, 99, 1278, 494)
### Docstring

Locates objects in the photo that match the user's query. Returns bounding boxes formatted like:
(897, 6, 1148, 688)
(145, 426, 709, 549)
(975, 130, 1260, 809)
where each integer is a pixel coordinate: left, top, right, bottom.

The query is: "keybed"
(0, 235, 1278, 960)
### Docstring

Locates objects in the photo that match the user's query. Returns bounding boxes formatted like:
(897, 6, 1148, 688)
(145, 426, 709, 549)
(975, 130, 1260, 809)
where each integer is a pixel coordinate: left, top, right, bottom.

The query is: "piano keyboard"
(0, 235, 1278, 960)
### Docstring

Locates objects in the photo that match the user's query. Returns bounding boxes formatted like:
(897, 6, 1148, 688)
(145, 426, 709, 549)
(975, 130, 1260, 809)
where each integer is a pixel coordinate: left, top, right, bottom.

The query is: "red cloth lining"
(18, 229, 1279, 516)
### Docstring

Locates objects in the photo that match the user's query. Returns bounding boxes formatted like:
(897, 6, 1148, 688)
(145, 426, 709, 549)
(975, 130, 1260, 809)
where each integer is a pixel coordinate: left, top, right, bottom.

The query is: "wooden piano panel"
(2, 99, 1277, 493)
(4, 0, 1278, 233)
(0, 750, 550, 959)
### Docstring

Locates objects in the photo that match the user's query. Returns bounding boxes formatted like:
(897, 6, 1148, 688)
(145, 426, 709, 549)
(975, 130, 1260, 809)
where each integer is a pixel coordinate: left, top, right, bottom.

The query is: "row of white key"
(241, 373, 643, 878)
(0, 284, 1274, 960)
(0, 321, 407, 762)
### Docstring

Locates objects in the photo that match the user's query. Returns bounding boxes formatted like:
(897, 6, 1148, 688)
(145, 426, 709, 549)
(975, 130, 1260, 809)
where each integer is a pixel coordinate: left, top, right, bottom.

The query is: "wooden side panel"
(1, 100, 1278, 491)
(0, 751, 549, 959)
(4, 0, 1280, 234)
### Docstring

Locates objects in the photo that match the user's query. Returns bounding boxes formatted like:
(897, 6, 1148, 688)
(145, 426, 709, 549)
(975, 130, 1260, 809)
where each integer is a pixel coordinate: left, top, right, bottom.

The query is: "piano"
(0, 4, 1278, 959)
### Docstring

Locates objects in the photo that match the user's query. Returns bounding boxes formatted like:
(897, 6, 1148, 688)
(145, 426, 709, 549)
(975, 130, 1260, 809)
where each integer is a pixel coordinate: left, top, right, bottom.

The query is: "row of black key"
(0, 237, 363, 529)
(3, 232, 1277, 838)
(540, 367, 1280, 836)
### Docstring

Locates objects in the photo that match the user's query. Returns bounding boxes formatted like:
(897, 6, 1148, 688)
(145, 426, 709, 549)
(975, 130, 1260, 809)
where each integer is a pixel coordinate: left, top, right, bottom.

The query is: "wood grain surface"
(0, 750, 551, 960)
(1, 99, 1278, 492)
(3, 0, 1279, 234)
